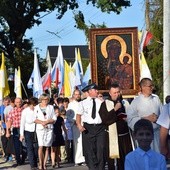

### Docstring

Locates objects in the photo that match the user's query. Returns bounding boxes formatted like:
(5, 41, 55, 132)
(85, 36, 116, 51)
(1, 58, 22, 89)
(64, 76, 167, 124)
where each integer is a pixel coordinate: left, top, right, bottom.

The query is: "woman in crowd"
(34, 94, 56, 170)
(51, 106, 67, 168)
(3, 97, 15, 161)
(0, 96, 14, 161)
(20, 97, 39, 170)
(63, 97, 69, 110)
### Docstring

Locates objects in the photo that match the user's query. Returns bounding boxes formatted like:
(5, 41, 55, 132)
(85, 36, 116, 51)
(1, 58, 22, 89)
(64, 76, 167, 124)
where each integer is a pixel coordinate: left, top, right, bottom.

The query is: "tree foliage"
(0, 0, 131, 97)
(74, 10, 107, 42)
(0, 0, 80, 68)
(144, 0, 163, 99)
(73, 0, 131, 41)
(0, 0, 131, 66)
(87, 0, 130, 14)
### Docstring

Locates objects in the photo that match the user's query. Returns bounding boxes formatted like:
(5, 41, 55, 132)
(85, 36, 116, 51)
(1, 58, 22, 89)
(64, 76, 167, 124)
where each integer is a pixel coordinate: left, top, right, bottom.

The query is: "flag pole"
(163, 0, 170, 102)
(21, 80, 28, 99)
(49, 88, 51, 98)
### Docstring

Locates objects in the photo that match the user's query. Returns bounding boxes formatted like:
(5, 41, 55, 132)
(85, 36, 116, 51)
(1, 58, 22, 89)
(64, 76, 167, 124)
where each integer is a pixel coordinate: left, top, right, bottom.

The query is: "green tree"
(0, 0, 130, 67)
(74, 0, 131, 40)
(74, 10, 107, 42)
(144, 0, 163, 99)
(0, 0, 131, 97)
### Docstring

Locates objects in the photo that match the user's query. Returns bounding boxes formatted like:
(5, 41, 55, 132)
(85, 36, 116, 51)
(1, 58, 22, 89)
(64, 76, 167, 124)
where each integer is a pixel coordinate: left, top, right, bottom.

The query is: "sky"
(25, 0, 145, 59)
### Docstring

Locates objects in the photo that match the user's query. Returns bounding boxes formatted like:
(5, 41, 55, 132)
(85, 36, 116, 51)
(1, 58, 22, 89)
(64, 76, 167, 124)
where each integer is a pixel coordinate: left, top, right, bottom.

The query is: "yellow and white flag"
(139, 52, 152, 80)
(64, 60, 71, 97)
(0, 53, 10, 102)
(138, 31, 152, 80)
(77, 48, 83, 76)
(14, 66, 22, 98)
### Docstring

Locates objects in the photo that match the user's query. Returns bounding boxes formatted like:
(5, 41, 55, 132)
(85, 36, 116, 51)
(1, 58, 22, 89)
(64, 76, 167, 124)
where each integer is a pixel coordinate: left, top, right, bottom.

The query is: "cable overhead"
(55, 2, 90, 33)
(29, 1, 137, 48)
(46, 30, 61, 38)
(33, 2, 107, 42)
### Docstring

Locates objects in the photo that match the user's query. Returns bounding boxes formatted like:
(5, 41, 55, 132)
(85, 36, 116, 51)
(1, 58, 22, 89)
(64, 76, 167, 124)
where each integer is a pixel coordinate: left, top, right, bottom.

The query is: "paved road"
(1, 157, 170, 170)
(0, 158, 88, 170)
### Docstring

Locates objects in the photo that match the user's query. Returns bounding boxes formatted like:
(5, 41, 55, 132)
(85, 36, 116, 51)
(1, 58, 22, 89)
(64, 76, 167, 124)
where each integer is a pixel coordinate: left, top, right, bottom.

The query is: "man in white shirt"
(76, 83, 106, 170)
(127, 78, 161, 152)
(4, 97, 15, 122)
(66, 89, 85, 166)
(19, 97, 38, 170)
(157, 95, 170, 159)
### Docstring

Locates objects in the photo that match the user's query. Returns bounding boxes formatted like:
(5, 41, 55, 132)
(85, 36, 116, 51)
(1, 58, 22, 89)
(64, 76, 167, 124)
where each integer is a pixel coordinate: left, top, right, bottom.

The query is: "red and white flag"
(42, 50, 52, 90)
(51, 43, 64, 95)
(139, 30, 153, 53)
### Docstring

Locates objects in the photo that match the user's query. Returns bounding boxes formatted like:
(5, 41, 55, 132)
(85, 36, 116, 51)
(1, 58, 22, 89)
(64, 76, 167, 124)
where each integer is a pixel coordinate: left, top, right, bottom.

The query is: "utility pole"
(163, 0, 170, 102)
(145, 0, 150, 30)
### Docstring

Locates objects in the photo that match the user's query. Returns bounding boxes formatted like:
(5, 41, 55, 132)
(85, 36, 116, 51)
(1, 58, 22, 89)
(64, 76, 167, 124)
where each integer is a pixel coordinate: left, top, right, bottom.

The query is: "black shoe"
(12, 163, 22, 168)
(12, 164, 17, 168)
(21, 159, 25, 165)
(16, 161, 23, 166)
(21, 156, 26, 164)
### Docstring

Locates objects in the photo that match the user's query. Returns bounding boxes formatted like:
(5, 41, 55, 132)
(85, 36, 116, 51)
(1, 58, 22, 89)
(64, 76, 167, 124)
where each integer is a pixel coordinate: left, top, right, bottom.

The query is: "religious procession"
(0, 1, 169, 170)
(0, 44, 170, 170)
(0, 78, 170, 170)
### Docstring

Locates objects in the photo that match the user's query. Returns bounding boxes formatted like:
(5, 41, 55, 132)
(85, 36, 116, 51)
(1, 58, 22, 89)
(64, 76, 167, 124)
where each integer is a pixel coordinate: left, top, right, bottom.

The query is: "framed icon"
(89, 27, 140, 97)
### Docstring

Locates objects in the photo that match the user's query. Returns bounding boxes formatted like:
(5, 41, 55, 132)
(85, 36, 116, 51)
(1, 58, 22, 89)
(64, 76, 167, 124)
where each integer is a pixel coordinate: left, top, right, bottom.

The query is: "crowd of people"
(0, 77, 169, 170)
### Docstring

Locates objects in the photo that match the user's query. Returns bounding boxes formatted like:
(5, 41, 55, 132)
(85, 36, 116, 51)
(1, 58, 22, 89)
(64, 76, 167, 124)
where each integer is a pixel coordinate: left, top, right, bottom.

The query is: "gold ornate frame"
(89, 27, 139, 97)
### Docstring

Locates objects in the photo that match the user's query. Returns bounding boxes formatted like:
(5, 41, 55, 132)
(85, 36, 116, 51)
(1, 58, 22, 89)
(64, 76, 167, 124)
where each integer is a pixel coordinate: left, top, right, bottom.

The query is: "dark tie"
(92, 98, 96, 119)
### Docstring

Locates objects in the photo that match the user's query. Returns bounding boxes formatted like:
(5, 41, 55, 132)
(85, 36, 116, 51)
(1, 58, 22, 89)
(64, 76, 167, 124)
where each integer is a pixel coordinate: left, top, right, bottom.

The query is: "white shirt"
(33, 104, 57, 130)
(20, 107, 36, 136)
(4, 105, 13, 115)
(78, 96, 103, 124)
(66, 100, 79, 126)
(127, 94, 161, 130)
(157, 103, 170, 134)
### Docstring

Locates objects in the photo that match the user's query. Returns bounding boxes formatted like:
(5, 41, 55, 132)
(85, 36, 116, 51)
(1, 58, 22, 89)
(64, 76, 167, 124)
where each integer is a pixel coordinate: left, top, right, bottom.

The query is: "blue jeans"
(24, 131, 38, 168)
(13, 128, 27, 164)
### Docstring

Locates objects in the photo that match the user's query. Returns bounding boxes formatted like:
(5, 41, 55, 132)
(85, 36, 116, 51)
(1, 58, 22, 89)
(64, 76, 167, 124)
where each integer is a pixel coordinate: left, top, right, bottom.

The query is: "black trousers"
(1, 129, 15, 156)
(65, 140, 73, 163)
(13, 128, 27, 164)
(83, 123, 107, 170)
(107, 133, 133, 170)
(24, 131, 38, 168)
